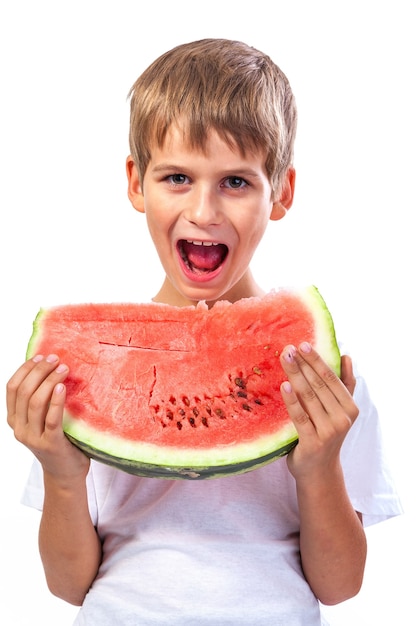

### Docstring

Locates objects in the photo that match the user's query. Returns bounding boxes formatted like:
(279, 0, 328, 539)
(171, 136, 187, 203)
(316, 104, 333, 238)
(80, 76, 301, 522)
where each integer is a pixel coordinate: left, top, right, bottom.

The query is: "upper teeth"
(186, 240, 219, 246)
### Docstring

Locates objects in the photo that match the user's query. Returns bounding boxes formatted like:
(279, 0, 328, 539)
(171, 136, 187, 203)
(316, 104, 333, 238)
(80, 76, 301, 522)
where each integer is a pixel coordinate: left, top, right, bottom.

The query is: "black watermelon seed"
(242, 404, 252, 411)
(177, 421, 183, 430)
(201, 417, 209, 427)
(189, 417, 196, 427)
(235, 377, 246, 389)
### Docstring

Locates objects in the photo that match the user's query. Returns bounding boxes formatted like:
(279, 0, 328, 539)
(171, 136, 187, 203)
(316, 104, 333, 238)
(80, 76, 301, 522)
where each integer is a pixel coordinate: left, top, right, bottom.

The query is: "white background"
(1, 1, 415, 624)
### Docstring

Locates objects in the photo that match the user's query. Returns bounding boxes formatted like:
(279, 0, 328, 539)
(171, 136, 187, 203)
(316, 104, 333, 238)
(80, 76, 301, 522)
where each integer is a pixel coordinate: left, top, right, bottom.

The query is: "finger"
(13, 356, 69, 435)
(6, 355, 44, 419)
(280, 380, 316, 436)
(341, 355, 356, 395)
(280, 344, 358, 432)
(44, 382, 67, 437)
(25, 362, 69, 437)
(296, 344, 359, 424)
(283, 343, 356, 416)
(280, 344, 337, 420)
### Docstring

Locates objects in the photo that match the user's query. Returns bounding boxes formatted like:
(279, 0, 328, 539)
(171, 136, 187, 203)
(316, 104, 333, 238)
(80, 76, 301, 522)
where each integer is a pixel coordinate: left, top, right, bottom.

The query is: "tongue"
(182, 241, 226, 271)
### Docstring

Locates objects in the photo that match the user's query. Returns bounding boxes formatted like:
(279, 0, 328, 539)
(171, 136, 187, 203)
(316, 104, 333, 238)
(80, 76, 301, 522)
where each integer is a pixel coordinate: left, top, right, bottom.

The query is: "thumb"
(340, 355, 356, 396)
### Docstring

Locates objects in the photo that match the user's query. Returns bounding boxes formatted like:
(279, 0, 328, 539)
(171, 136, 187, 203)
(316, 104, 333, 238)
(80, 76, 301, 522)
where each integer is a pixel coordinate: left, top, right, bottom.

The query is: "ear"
(126, 155, 145, 213)
(270, 167, 296, 221)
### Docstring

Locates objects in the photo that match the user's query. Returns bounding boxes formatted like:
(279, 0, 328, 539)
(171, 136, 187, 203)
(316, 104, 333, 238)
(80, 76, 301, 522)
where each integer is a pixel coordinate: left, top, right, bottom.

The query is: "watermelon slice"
(26, 286, 340, 479)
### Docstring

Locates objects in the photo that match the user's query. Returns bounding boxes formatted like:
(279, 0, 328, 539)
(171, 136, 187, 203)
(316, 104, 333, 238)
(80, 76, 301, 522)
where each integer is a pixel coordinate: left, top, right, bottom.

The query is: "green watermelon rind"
(63, 416, 299, 473)
(65, 431, 299, 479)
(297, 285, 341, 377)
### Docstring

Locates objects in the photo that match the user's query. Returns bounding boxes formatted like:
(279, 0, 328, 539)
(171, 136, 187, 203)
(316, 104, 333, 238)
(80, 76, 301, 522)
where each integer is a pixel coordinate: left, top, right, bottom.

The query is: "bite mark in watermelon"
(26, 286, 340, 479)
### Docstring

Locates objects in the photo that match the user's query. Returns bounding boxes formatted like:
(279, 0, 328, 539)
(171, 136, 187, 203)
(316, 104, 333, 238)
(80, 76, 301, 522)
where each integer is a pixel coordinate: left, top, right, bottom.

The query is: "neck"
(152, 270, 265, 308)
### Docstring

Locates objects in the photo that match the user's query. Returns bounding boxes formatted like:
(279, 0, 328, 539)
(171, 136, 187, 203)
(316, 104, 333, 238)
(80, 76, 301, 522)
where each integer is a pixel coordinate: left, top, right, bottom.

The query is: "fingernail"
(55, 364, 68, 374)
(46, 354, 59, 363)
(32, 354, 43, 363)
(284, 345, 296, 362)
(282, 381, 292, 394)
(300, 342, 312, 354)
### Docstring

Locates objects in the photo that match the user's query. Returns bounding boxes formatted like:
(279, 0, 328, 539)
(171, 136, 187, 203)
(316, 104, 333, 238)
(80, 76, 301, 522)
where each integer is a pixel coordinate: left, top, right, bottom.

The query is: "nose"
(184, 185, 223, 227)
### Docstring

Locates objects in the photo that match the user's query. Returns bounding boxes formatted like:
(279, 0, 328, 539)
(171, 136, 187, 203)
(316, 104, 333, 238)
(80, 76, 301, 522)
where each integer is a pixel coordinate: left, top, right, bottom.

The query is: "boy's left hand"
(280, 342, 359, 480)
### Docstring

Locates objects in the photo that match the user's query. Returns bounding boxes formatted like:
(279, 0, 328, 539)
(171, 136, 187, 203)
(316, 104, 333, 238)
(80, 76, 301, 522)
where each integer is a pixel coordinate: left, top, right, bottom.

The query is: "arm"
(280, 343, 367, 605)
(7, 355, 102, 605)
(39, 469, 102, 605)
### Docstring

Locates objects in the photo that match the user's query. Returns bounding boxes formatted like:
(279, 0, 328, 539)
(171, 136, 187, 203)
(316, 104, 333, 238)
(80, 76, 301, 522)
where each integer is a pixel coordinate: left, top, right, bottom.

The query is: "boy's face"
(127, 125, 294, 306)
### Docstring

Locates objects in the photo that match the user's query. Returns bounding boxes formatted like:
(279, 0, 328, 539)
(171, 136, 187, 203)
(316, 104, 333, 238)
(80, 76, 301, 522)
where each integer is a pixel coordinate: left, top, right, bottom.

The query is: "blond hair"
(128, 38, 297, 194)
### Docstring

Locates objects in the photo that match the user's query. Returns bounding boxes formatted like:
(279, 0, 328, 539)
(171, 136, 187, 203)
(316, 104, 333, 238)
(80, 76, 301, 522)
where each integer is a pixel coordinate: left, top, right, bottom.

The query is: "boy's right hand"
(6, 355, 90, 482)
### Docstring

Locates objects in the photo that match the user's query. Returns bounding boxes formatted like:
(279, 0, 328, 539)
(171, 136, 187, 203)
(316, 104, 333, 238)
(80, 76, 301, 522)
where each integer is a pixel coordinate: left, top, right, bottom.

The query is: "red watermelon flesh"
(26, 286, 340, 479)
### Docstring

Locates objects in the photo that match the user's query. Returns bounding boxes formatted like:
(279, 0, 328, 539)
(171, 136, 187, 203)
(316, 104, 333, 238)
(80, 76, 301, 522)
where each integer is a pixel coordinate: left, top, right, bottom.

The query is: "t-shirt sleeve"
(20, 457, 44, 511)
(340, 372, 403, 527)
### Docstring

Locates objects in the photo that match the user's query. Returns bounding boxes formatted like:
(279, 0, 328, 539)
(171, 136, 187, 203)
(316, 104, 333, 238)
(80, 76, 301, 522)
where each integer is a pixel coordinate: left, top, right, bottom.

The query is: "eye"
(223, 176, 248, 189)
(167, 173, 189, 185)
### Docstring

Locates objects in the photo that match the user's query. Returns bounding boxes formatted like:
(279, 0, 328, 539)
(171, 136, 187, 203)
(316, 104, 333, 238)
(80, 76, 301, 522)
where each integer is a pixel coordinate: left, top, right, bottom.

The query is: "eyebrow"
(151, 163, 263, 179)
(151, 163, 184, 173)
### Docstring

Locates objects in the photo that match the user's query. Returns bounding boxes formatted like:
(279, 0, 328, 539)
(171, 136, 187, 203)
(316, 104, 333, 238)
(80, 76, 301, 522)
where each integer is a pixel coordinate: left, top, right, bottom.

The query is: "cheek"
(245, 213, 270, 246)
(143, 197, 166, 228)
(145, 208, 177, 258)
(145, 212, 164, 246)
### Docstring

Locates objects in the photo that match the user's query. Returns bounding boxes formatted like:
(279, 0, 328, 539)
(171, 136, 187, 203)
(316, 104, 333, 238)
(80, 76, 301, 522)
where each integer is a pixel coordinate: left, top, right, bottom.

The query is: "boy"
(6, 39, 402, 625)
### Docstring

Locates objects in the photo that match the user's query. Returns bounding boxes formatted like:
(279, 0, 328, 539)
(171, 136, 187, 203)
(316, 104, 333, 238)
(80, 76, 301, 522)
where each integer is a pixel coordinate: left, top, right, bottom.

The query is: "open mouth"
(177, 239, 229, 275)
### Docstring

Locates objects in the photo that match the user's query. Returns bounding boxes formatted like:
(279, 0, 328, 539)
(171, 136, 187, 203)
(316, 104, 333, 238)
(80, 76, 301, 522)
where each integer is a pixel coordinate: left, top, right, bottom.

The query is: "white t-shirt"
(22, 372, 402, 625)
